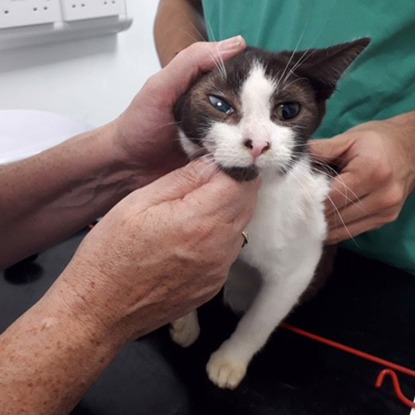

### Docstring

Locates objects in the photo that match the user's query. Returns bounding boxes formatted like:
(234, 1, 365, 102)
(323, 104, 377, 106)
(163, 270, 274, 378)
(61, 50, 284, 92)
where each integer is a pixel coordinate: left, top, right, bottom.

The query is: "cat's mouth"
(219, 165, 259, 182)
(189, 147, 260, 182)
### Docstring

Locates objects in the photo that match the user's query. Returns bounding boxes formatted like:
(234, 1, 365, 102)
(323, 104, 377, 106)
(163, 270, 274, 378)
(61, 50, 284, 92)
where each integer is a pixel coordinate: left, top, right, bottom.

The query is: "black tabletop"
(2, 230, 415, 415)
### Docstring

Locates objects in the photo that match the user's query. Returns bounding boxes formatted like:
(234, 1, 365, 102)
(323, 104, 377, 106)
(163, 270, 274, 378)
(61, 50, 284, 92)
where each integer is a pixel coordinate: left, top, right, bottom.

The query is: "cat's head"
(175, 38, 370, 181)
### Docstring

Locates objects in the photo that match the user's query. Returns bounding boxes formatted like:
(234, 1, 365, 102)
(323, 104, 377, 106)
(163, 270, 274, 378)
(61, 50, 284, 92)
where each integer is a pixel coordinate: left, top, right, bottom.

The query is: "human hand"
(309, 112, 415, 244)
(53, 159, 259, 342)
(111, 37, 246, 187)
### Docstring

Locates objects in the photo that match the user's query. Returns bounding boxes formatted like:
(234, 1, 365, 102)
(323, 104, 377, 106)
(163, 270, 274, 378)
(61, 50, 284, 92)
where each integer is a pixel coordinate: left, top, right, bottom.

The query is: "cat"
(172, 38, 370, 389)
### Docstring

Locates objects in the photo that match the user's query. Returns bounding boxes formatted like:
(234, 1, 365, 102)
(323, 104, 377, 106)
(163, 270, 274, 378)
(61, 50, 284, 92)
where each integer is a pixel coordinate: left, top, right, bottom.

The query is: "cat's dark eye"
(275, 102, 301, 120)
(208, 95, 234, 115)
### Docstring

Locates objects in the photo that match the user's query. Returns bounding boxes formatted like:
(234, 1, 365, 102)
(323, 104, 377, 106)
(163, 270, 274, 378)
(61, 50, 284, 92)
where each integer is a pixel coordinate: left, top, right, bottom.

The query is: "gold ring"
(241, 230, 249, 247)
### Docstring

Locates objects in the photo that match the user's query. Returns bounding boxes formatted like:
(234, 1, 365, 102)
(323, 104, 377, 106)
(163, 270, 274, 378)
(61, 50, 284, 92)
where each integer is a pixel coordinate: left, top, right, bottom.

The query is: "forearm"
(0, 283, 126, 415)
(388, 110, 415, 192)
(0, 123, 136, 268)
(154, 0, 206, 66)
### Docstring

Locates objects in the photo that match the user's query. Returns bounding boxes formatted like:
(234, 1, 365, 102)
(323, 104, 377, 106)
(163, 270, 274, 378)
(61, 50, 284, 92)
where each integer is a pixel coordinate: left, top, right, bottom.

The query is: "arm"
(154, 0, 205, 66)
(0, 37, 245, 268)
(309, 111, 415, 244)
(0, 40, 254, 414)
(0, 160, 260, 414)
(0, 124, 135, 268)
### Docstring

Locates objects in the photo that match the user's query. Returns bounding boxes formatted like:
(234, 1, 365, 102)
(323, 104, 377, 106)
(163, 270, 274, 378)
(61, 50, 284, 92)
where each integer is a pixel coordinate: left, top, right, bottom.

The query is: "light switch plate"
(60, 0, 126, 21)
(0, 0, 62, 29)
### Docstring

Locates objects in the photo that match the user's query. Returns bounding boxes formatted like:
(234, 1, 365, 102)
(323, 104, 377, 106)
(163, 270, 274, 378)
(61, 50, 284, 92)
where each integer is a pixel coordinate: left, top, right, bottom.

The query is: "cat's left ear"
(296, 37, 371, 100)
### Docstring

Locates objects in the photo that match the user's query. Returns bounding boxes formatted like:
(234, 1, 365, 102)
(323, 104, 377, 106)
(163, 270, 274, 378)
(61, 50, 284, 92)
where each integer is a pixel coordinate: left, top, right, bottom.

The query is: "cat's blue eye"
(275, 102, 301, 120)
(208, 95, 234, 115)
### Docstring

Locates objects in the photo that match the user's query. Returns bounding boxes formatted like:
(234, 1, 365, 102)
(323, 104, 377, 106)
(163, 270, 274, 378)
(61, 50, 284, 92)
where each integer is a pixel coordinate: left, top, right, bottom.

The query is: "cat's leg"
(170, 310, 200, 348)
(207, 259, 318, 389)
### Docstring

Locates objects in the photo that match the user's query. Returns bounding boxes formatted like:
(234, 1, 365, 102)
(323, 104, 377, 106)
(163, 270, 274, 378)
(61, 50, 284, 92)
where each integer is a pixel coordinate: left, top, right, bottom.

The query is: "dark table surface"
(1, 230, 415, 415)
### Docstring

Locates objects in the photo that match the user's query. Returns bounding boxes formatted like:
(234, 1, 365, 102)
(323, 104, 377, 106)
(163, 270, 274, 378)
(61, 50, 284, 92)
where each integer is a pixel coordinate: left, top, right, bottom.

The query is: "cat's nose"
(243, 139, 271, 159)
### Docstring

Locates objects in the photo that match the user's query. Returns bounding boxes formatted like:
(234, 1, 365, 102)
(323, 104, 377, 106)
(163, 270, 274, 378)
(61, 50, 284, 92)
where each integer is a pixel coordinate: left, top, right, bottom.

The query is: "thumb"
(309, 135, 354, 164)
(130, 159, 218, 208)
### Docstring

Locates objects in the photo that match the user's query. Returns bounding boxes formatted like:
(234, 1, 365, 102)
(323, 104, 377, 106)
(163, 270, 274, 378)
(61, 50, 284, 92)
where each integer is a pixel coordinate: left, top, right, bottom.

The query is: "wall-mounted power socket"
(60, 0, 126, 21)
(0, 0, 62, 29)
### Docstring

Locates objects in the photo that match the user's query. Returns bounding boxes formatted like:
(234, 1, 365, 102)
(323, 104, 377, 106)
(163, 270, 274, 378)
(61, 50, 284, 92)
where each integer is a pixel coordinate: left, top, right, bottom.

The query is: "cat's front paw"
(206, 349, 247, 389)
(170, 312, 200, 348)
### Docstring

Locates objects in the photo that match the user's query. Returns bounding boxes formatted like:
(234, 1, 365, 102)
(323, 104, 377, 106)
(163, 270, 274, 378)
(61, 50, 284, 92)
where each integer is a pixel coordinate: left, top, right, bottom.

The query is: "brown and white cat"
(172, 39, 370, 389)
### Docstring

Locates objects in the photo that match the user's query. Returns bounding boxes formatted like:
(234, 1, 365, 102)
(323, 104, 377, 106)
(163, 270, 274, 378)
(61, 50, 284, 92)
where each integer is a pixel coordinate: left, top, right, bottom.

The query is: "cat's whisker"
(181, 12, 208, 42)
(293, 156, 355, 206)
(291, 160, 324, 205)
(144, 121, 182, 134)
(307, 160, 369, 218)
(325, 193, 358, 246)
(277, 18, 310, 90)
(280, 76, 310, 92)
(292, 159, 358, 243)
(202, 18, 228, 81)
(280, 5, 334, 85)
(192, 154, 220, 175)
(282, 48, 318, 85)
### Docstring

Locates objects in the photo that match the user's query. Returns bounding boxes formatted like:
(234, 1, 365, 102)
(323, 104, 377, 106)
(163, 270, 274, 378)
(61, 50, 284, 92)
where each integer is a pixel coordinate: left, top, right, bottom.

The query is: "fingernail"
(191, 159, 218, 181)
(218, 35, 245, 51)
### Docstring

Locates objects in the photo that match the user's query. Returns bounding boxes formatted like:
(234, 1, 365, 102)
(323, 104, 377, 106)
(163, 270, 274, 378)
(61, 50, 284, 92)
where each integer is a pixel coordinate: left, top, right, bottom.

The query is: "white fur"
(208, 64, 296, 173)
(173, 62, 330, 389)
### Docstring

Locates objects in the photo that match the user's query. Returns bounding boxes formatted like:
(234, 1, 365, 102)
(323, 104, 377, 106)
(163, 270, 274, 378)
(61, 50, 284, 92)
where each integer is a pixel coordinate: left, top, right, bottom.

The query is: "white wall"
(0, 1, 160, 127)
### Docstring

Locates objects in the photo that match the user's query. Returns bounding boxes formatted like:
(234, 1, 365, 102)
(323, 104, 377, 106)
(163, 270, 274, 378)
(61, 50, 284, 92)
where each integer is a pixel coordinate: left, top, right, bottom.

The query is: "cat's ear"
(295, 38, 371, 100)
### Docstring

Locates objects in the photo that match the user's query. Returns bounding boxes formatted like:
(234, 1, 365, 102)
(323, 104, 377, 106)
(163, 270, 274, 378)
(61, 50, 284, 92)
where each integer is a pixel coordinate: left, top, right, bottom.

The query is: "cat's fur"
(172, 39, 370, 389)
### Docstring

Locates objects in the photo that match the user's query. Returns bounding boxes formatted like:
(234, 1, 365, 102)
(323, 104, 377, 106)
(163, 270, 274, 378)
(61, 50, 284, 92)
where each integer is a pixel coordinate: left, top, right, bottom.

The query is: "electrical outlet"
(0, 0, 62, 29)
(59, 0, 126, 21)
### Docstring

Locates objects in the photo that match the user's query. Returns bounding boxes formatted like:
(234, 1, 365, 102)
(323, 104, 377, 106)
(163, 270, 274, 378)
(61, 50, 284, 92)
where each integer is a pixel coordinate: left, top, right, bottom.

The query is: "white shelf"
(0, 13, 132, 51)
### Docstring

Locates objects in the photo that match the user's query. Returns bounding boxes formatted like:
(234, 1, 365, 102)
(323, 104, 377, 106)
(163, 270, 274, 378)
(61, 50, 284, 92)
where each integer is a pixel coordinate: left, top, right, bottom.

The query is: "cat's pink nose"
(243, 139, 271, 159)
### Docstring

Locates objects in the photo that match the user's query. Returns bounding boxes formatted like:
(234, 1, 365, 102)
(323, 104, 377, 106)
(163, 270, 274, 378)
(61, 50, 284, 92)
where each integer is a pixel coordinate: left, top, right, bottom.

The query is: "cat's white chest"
(239, 162, 330, 275)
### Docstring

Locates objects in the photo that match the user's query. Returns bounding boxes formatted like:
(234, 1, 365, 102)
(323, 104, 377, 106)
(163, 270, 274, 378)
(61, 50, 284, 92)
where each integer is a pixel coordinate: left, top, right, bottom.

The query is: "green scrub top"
(201, 0, 415, 274)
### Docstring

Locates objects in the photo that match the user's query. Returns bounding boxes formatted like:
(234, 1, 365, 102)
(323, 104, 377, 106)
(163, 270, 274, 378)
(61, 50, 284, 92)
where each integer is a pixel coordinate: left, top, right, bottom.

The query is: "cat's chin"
(220, 165, 259, 182)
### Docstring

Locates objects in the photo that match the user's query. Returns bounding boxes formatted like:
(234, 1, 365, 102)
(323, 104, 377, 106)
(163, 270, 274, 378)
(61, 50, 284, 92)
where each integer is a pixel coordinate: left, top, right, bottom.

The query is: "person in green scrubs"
(154, 0, 415, 274)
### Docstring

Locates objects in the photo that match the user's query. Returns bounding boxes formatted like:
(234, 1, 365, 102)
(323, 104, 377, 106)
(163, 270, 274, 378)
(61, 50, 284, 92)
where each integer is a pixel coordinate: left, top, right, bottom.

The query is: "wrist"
(388, 111, 415, 193)
(43, 279, 127, 353)
(51, 264, 145, 345)
(90, 121, 141, 192)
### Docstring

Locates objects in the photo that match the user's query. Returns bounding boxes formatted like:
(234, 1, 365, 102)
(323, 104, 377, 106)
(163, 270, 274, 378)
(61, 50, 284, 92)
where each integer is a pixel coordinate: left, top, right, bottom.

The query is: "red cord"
(281, 323, 415, 408)
(376, 369, 415, 408)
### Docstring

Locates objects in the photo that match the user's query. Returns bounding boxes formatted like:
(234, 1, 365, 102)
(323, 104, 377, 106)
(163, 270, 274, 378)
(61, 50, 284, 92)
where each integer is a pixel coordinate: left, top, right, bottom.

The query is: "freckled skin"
(0, 159, 259, 414)
(0, 38, 258, 414)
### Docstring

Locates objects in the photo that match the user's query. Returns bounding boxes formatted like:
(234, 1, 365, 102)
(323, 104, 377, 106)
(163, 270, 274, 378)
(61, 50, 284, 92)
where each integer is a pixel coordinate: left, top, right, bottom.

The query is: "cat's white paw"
(170, 312, 200, 348)
(206, 350, 247, 389)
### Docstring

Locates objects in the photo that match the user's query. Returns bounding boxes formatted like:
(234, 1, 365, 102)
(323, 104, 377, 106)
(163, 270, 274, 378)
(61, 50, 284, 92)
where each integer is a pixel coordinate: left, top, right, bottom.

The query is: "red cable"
(281, 323, 415, 408)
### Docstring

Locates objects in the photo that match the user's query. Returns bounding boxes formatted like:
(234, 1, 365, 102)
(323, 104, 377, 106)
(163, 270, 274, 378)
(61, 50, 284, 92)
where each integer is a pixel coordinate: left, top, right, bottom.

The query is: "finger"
(156, 37, 246, 102)
(130, 159, 260, 223)
(185, 173, 260, 225)
(127, 159, 218, 209)
(309, 136, 355, 165)
(326, 187, 395, 230)
(326, 211, 391, 245)
(326, 172, 368, 215)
